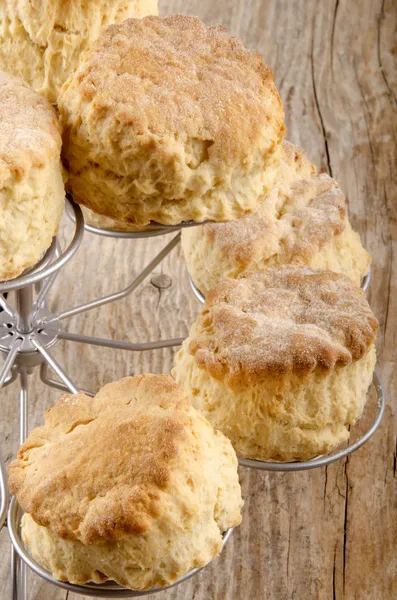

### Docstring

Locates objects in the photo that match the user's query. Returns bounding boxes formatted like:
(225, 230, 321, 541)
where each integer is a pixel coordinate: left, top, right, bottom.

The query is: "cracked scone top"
(0, 0, 159, 103)
(8, 374, 242, 590)
(173, 267, 378, 461)
(58, 14, 285, 226)
(0, 72, 64, 280)
(182, 141, 370, 295)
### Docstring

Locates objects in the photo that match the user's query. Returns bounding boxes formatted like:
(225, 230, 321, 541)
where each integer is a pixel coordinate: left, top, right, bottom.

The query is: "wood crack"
(354, 62, 376, 167)
(332, 545, 337, 600)
(286, 517, 292, 581)
(330, 0, 340, 74)
(310, 13, 333, 177)
(342, 457, 350, 593)
(381, 184, 393, 338)
(377, 0, 397, 109)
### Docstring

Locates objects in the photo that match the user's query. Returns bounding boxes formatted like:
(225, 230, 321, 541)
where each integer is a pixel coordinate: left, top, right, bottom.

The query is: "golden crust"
(196, 142, 329, 267)
(0, 71, 61, 187)
(181, 142, 371, 293)
(0, 0, 159, 103)
(59, 15, 285, 225)
(204, 173, 345, 266)
(9, 374, 242, 551)
(9, 375, 188, 544)
(187, 267, 379, 388)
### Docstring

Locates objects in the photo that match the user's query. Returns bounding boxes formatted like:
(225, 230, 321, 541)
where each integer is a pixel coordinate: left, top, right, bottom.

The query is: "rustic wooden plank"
(0, 1, 395, 599)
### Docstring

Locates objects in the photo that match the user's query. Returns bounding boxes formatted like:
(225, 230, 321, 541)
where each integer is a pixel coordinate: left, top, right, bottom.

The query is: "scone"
(81, 205, 145, 232)
(58, 15, 285, 226)
(0, 72, 64, 281)
(172, 267, 378, 462)
(0, 0, 159, 104)
(8, 374, 243, 590)
(182, 142, 370, 295)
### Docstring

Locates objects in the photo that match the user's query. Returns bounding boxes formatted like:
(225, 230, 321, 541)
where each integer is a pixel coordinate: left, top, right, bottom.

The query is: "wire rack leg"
(31, 337, 78, 395)
(0, 294, 14, 317)
(0, 339, 23, 388)
(34, 241, 61, 311)
(0, 448, 8, 531)
(48, 232, 181, 322)
(11, 371, 29, 600)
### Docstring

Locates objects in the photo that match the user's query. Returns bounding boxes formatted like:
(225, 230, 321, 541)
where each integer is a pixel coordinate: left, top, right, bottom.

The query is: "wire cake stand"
(0, 198, 385, 599)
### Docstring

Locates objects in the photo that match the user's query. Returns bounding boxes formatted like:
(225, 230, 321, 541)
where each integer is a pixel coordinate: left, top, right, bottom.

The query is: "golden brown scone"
(0, 72, 64, 280)
(173, 267, 378, 461)
(182, 141, 370, 295)
(58, 15, 285, 226)
(9, 374, 242, 590)
(0, 0, 159, 104)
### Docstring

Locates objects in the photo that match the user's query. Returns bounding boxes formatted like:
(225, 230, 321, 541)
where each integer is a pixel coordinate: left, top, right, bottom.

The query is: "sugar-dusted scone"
(58, 15, 285, 226)
(182, 142, 370, 295)
(0, 0, 158, 104)
(0, 72, 64, 281)
(9, 374, 242, 590)
(173, 267, 378, 462)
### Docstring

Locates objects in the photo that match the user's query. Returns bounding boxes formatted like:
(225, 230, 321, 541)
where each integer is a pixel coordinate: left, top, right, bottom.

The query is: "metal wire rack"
(0, 196, 384, 598)
(7, 496, 233, 598)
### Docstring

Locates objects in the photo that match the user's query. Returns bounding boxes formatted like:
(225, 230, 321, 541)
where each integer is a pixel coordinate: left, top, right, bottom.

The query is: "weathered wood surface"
(0, 0, 396, 598)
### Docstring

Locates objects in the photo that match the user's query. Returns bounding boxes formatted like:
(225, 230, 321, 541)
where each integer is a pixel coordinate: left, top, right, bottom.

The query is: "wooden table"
(1, 1, 396, 598)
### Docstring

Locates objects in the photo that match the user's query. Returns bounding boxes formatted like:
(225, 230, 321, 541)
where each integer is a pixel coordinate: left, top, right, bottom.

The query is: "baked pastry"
(81, 205, 145, 232)
(0, 0, 158, 104)
(8, 374, 242, 590)
(173, 267, 378, 461)
(181, 142, 370, 295)
(58, 15, 285, 226)
(0, 72, 64, 281)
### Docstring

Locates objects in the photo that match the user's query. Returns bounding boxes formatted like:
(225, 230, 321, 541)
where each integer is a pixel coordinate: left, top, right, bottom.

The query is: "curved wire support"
(8, 497, 233, 598)
(56, 330, 185, 352)
(238, 372, 385, 471)
(188, 264, 372, 306)
(1, 368, 18, 388)
(0, 450, 8, 531)
(0, 199, 84, 294)
(40, 363, 94, 398)
(361, 264, 372, 294)
(188, 274, 206, 304)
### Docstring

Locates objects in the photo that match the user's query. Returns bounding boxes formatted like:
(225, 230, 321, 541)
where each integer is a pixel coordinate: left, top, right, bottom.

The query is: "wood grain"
(0, 1, 396, 599)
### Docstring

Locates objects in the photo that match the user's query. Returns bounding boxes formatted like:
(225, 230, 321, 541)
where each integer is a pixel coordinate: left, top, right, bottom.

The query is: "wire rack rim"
(0, 199, 84, 293)
(65, 194, 212, 239)
(7, 498, 233, 598)
(237, 372, 385, 471)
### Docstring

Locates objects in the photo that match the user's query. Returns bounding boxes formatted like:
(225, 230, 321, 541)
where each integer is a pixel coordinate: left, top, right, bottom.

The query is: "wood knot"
(150, 274, 172, 289)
